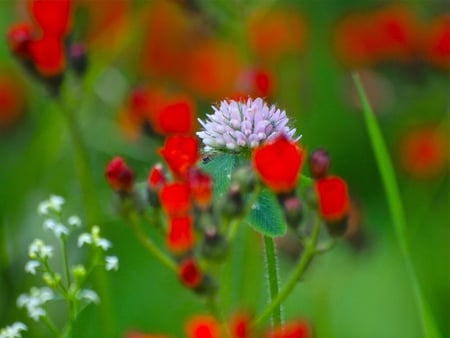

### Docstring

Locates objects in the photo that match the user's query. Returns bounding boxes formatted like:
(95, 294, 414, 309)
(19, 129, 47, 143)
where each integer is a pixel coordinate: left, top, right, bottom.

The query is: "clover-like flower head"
(197, 97, 300, 153)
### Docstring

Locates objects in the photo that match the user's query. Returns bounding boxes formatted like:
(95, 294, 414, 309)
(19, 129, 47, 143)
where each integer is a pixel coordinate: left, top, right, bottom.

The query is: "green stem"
(352, 72, 441, 338)
(41, 314, 61, 338)
(263, 236, 282, 326)
(128, 212, 177, 271)
(60, 238, 71, 288)
(254, 216, 321, 327)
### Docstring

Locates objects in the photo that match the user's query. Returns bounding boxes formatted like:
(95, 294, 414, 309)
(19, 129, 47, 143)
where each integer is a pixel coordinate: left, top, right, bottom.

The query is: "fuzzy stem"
(263, 236, 282, 326)
(254, 216, 321, 327)
(352, 72, 441, 338)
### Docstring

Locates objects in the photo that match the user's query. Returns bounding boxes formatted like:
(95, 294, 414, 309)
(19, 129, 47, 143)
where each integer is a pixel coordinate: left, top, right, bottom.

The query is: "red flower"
(7, 23, 33, 58)
(229, 313, 251, 338)
(148, 164, 167, 192)
(398, 126, 449, 178)
(160, 135, 199, 180)
(167, 216, 195, 253)
(29, 34, 65, 76)
(315, 176, 350, 222)
(105, 157, 135, 193)
(0, 72, 25, 131)
(159, 182, 191, 217)
(156, 99, 196, 136)
(233, 67, 274, 100)
(185, 315, 221, 338)
(178, 258, 203, 288)
(423, 15, 450, 69)
(253, 135, 305, 193)
(30, 0, 72, 38)
(188, 169, 213, 210)
(266, 320, 311, 338)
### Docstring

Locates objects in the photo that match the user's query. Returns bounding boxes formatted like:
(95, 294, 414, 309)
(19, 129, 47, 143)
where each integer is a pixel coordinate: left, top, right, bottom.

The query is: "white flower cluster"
(0, 322, 27, 338)
(17, 287, 54, 321)
(197, 97, 300, 152)
(78, 226, 118, 271)
(37, 195, 65, 216)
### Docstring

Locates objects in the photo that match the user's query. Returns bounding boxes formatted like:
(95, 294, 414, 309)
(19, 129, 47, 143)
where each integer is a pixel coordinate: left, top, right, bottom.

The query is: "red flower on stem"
(159, 182, 191, 218)
(315, 176, 350, 222)
(105, 157, 135, 193)
(30, 0, 72, 38)
(7, 23, 33, 58)
(160, 135, 199, 180)
(148, 163, 167, 192)
(253, 135, 305, 193)
(178, 258, 203, 288)
(29, 34, 65, 77)
(185, 315, 221, 338)
(188, 168, 213, 210)
(167, 216, 195, 253)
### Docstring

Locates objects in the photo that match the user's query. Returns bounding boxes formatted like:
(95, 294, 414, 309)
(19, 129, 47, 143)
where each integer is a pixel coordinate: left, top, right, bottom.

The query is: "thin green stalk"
(60, 239, 71, 288)
(263, 236, 282, 326)
(128, 212, 177, 271)
(352, 72, 441, 338)
(254, 216, 321, 327)
(41, 315, 60, 338)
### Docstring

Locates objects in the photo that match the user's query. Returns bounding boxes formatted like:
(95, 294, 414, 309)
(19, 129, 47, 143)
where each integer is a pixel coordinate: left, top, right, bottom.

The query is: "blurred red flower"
(7, 23, 33, 58)
(315, 176, 350, 222)
(148, 164, 167, 193)
(159, 182, 191, 218)
(30, 0, 72, 38)
(0, 72, 25, 131)
(266, 320, 311, 338)
(167, 216, 195, 253)
(185, 315, 221, 338)
(29, 34, 65, 76)
(178, 258, 203, 288)
(399, 126, 449, 178)
(423, 15, 450, 69)
(105, 157, 135, 193)
(253, 135, 305, 193)
(188, 168, 213, 210)
(160, 135, 199, 180)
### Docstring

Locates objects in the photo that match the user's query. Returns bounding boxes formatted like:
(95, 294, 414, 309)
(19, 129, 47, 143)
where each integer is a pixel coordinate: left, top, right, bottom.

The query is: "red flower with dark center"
(29, 34, 65, 76)
(266, 320, 311, 338)
(160, 135, 199, 180)
(30, 0, 72, 38)
(315, 176, 350, 222)
(159, 182, 191, 217)
(7, 23, 33, 58)
(178, 258, 203, 288)
(148, 163, 167, 192)
(167, 216, 195, 253)
(185, 315, 221, 338)
(188, 168, 213, 209)
(105, 157, 135, 193)
(253, 135, 305, 193)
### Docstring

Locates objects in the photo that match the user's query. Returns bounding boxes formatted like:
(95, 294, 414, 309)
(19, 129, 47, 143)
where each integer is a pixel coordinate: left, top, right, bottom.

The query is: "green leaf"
(246, 188, 287, 237)
(201, 153, 247, 198)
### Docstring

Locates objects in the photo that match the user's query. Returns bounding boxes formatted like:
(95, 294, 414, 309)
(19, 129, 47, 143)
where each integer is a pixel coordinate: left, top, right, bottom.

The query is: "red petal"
(315, 176, 350, 222)
(167, 216, 195, 253)
(30, 0, 72, 37)
(159, 182, 191, 217)
(185, 315, 221, 338)
(160, 135, 199, 180)
(178, 258, 203, 288)
(266, 320, 311, 338)
(29, 34, 65, 76)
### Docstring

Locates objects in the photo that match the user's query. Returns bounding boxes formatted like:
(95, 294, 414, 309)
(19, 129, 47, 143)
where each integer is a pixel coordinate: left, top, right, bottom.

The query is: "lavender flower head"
(197, 98, 300, 152)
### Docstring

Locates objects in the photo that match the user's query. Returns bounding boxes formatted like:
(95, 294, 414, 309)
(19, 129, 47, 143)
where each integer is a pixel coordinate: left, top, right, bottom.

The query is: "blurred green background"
(0, 0, 448, 337)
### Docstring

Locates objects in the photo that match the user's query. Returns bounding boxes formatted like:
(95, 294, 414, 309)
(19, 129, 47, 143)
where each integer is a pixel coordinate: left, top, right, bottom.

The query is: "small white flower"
(67, 215, 82, 228)
(0, 322, 27, 338)
(37, 201, 50, 216)
(77, 289, 100, 304)
(49, 195, 65, 212)
(28, 239, 53, 259)
(197, 97, 300, 152)
(105, 256, 119, 271)
(24, 260, 40, 274)
(78, 226, 111, 251)
(17, 287, 54, 322)
(43, 219, 69, 238)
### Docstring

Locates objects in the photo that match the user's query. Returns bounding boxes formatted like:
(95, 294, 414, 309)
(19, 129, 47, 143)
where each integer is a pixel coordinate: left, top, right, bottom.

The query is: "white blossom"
(0, 322, 27, 338)
(17, 287, 54, 321)
(43, 219, 69, 238)
(105, 256, 119, 271)
(24, 260, 40, 275)
(77, 289, 100, 304)
(78, 226, 111, 251)
(28, 239, 53, 259)
(67, 215, 82, 228)
(37, 195, 65, 216)
(197, 97, 300, 152)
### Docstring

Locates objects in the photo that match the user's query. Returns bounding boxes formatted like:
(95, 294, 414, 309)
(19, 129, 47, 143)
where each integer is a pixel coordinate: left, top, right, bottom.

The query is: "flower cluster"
(126, 313, 311, 338)
(15, 195, 119, 336)
(0, 322, 27, 338)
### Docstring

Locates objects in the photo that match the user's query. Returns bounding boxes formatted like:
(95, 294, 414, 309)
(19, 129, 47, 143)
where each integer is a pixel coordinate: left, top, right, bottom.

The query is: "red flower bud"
(105, 157, 135, 193)
(178, 258, 203, 288)
(185, 315, 221, 338)
(29, 34, 65, 77)
(148, 163, 167, 192)
(266, 320, 311, 338)
(188, 168, 213, 209)
(315, 176, 350, 222)
(156, 99, 196, 136)
(30, 0, 72, 38)
(167, 216, 195, 253)
(229, 313, 252, 338)
(253, 135, 305, 193)
(309, 148, 330, 179)
(160, 135, 199, 180)
(159, 182, 191, 217)
(7, 23, 33, 58)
